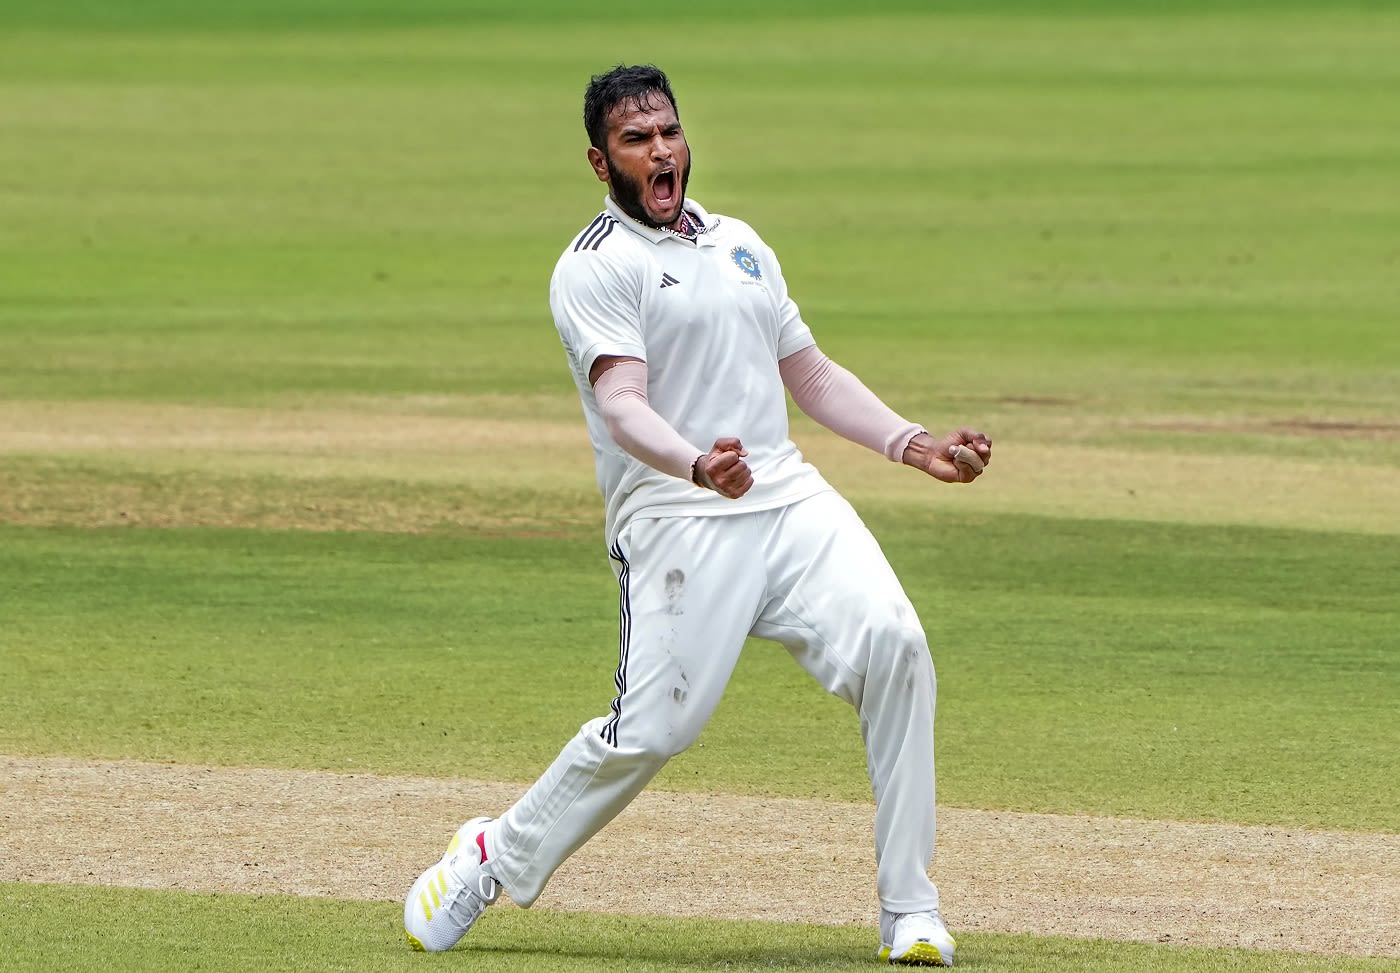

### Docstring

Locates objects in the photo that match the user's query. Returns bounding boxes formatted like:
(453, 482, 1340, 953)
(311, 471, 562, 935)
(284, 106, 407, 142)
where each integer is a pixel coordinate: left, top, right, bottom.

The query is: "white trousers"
(487, 490, 940, 914)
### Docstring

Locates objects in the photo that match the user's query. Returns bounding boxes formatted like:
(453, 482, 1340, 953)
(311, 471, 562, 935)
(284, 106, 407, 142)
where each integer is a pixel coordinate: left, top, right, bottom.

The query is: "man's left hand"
(902, 429, 992, 484)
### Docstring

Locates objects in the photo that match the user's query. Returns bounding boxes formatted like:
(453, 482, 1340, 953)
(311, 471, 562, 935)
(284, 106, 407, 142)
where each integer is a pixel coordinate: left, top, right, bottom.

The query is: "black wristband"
(691, 455, 706, 488)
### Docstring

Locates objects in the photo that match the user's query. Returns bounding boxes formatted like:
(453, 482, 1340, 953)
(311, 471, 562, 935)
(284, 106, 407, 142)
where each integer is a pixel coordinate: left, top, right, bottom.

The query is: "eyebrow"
(619, 122, 682, 139)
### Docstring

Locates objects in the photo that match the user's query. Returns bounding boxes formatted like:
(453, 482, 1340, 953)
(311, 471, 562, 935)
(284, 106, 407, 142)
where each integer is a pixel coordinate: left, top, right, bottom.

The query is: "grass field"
(11, 883, 1396, 973)
(2, 1, 1398, 970)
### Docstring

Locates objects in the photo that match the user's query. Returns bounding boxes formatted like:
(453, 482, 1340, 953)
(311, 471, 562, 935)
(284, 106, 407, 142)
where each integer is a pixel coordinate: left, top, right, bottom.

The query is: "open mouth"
(651, 169, 676, 207)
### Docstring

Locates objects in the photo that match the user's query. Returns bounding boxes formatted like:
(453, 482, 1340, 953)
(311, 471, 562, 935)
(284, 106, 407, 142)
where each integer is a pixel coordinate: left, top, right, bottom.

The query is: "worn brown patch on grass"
(1142, 418, 1400, 441)
(0, 401, 587, 454)
(0, 457, 600, 534)
(0, 401, 601, 533)
(3, 399, 1400, 536)
(3, 756, 1397, 957)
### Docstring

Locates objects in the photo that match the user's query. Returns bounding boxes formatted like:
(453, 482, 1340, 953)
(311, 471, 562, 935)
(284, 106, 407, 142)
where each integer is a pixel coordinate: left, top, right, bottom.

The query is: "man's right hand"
(694, 437, 753, 499)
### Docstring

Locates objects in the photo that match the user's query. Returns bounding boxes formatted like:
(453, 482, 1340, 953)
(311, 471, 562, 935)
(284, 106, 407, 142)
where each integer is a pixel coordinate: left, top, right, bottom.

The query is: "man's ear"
(587, 146, 609, 183)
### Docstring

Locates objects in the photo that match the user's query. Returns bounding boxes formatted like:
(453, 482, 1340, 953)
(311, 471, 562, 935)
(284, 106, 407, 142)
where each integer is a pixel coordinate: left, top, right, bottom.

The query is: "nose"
(649, 134, 672, 160)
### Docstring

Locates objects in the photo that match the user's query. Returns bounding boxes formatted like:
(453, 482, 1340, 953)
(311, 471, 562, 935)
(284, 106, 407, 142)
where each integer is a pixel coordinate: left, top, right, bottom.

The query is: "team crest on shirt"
(730, 246, 762, 280)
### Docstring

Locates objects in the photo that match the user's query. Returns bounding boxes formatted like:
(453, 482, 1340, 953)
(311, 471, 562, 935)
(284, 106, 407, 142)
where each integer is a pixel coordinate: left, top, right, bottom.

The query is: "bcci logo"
(730, 246, 762, 280)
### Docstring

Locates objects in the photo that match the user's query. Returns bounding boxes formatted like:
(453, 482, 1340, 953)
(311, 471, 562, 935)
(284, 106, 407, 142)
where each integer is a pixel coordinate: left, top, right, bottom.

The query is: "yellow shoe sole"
(879, 939, 954, 966)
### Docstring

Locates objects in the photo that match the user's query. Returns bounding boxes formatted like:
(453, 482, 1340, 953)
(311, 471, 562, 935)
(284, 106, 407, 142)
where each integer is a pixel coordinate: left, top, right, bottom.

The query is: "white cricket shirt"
(551, 195, 833, 542)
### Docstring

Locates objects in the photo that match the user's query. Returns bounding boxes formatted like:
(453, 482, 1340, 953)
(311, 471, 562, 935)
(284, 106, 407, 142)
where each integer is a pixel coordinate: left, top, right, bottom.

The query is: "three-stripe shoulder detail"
(572, 213, 619, 252)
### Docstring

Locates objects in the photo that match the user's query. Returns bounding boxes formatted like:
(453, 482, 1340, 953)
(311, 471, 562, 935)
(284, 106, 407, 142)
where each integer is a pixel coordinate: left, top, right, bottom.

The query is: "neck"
(616, 199, 699, 239)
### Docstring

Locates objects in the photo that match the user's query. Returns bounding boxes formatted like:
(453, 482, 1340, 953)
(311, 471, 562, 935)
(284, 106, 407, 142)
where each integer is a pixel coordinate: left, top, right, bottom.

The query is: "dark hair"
(583, 64, 679, 151)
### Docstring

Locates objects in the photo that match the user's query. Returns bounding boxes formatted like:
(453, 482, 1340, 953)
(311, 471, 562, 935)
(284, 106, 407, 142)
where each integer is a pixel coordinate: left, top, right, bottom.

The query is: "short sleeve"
(758, 240, 816, 359)
(550, 247, 647, 380)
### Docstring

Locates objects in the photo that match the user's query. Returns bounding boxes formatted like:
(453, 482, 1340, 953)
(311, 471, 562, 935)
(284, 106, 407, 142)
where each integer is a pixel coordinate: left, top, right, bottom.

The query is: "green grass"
(3, 515, 1395, 831)
(2, 0, 1396, 32)
(3, 883, 1394, 973)
(3, 7, 1398, 414)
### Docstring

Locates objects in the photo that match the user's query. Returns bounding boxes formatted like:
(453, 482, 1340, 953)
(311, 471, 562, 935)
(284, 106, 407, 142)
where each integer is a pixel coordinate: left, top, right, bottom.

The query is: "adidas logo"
(659, 272, 679, 289)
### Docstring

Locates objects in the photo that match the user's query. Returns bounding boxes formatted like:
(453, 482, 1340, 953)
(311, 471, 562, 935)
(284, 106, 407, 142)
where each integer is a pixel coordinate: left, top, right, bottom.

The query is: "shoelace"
(444, 870, 499, 928)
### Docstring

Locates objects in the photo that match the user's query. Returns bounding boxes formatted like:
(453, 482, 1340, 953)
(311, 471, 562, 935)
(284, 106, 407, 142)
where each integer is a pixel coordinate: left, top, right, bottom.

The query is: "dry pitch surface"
(4, 756, 1397, 958)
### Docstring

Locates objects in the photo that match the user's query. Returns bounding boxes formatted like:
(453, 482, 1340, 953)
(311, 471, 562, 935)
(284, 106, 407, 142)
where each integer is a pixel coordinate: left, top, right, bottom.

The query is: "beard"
(607, 155, 692, 228)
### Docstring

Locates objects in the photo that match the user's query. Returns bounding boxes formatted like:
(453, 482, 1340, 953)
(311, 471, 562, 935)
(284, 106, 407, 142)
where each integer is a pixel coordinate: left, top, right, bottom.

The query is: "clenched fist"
(694, 437, 753, 499)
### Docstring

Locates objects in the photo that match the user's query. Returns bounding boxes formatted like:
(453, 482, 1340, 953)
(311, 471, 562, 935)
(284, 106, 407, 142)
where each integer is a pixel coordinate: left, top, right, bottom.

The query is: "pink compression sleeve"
(592, 360, 705, 481)
(778, 345, 924, 462)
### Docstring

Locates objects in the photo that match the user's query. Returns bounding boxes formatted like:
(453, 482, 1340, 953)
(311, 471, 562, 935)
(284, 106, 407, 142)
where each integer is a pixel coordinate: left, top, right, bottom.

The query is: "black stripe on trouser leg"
(602, 542, 632, 746)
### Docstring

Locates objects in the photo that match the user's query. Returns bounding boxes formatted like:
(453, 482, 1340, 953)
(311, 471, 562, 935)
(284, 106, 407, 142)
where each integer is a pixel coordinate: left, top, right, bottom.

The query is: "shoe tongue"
(477, 873, 500, 903)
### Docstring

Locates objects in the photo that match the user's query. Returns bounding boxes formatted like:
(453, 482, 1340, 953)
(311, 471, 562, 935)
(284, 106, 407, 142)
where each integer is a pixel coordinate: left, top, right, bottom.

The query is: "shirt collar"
(604, 195, 720, 247)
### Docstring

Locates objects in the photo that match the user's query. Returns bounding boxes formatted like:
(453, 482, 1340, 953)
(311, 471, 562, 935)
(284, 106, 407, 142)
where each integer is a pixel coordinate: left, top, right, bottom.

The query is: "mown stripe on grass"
(3, 399, 1399, 535)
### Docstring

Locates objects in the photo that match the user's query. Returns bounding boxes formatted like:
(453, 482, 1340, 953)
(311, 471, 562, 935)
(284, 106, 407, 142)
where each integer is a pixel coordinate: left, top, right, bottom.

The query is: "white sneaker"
(878, 908, 956, 966)
(403, 816, 500, 952)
